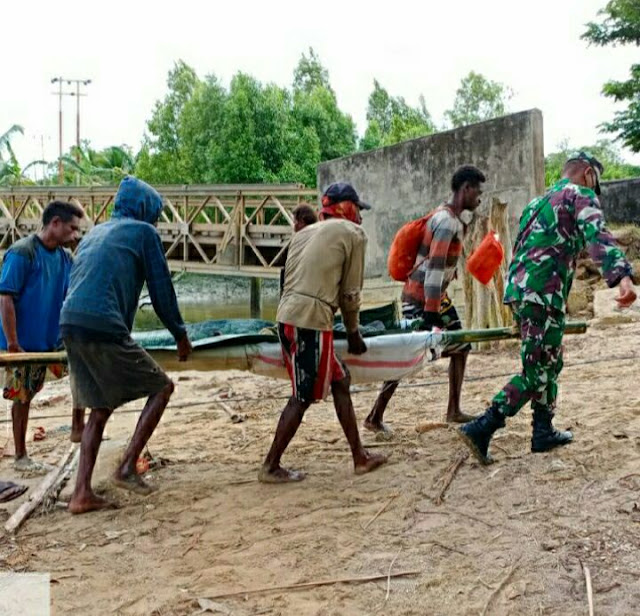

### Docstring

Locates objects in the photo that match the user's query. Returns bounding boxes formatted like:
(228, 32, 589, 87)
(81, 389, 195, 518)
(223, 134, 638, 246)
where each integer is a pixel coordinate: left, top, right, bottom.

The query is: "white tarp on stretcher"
(152, 331, 444, 384)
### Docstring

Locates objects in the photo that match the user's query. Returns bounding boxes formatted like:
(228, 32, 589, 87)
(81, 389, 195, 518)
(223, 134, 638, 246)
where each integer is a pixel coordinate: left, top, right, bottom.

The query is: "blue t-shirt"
(0, 235, 72, 351)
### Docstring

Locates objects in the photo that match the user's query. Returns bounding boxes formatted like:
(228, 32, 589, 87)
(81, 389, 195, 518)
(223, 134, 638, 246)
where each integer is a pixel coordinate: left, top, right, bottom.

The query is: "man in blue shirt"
(0, 200, 84, 473)
(61, 176, 192, 514)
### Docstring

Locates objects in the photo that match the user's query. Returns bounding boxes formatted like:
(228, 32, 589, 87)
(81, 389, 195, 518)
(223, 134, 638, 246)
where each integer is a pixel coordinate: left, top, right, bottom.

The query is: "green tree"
(208, 73, 287, 183)
(544, 139, 640, 186)
(0, 125, 46, 186)
(60, 142, 135, 185)
(445, 71, 512, 128)
(291, 85, 357, 164)
(135, 50, 356, 187)
(361, 80, 435, 151)
(292, 47, 332, 94)
(291, 49, 357, 164)
(0, 124, 25, 185)
(178, 74, 228, 183)
(136, 60, 199, 183)
(583, 0, 640, 152)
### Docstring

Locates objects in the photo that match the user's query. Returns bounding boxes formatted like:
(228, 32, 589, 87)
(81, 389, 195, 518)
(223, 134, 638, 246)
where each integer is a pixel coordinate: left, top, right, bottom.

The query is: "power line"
(50, 77, 92, 183)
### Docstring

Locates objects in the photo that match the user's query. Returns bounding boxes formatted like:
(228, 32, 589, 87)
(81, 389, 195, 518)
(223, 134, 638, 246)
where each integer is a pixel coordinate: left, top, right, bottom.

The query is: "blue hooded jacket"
(60, 176, 186, 341)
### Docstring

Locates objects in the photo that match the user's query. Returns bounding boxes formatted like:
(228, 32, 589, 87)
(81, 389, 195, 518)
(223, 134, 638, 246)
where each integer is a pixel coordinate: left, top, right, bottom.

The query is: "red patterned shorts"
(278, 323, 347, 403)
(3, 364, 68, 404)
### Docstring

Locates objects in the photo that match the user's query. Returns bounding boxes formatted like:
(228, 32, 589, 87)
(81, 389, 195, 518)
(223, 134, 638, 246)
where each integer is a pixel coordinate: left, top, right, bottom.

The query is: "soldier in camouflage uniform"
(459, 152, 637, 464)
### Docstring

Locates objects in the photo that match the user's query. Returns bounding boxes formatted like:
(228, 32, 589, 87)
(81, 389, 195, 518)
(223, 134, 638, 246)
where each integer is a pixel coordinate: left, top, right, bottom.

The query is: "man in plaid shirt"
(364, 165, 486, 434)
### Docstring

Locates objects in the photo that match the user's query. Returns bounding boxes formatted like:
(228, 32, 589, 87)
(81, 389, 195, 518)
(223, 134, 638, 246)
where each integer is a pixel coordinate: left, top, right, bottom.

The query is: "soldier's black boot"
(531, 408, 573, 453)
(457, 406, 506, 465)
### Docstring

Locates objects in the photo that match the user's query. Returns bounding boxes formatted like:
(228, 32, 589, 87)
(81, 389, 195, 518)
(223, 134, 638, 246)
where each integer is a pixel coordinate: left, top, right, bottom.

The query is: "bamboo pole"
(0, 351, 67, 366)
(444, 321, 587, 345)
(0, 322, 588, 367)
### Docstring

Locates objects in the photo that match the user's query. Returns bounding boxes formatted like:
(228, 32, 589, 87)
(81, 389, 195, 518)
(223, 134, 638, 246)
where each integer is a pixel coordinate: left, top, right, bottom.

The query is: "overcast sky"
(3, 0, 639, 173)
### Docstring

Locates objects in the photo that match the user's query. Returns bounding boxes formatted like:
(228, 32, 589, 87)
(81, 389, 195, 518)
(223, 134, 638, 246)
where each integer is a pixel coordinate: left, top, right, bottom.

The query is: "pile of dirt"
(567, 225, 640, 318)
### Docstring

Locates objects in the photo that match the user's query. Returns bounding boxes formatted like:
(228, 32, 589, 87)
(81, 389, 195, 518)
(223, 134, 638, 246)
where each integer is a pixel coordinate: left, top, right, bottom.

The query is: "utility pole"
(51, 77, 92, 184)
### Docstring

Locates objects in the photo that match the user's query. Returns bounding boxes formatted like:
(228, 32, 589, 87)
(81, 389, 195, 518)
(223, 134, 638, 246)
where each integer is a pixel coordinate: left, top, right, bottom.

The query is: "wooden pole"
(0, 351, 67, 366)
(445, 321, 587, 345)
(0, 322, 588, 367)
(4, 444, 79, 534)
(250, 277, 262, 319)
(202, 569, 422, 601)
(463, 197, 514, 348)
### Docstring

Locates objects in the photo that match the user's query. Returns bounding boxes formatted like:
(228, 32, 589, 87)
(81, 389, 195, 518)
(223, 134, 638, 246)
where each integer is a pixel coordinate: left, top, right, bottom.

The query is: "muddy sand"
(1, 317, 639, 615)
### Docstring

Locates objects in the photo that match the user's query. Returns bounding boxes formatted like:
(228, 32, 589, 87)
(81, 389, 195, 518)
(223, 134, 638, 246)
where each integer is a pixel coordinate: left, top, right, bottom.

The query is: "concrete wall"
(317, 109, 545, 276)
(600, 178, 640, 224)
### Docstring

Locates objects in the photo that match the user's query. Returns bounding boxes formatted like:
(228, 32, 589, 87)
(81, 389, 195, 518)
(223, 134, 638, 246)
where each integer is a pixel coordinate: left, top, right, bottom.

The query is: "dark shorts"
(63, 335, 171, 410)
(278, 323, 347, 404)
(402, 294, 471, 355)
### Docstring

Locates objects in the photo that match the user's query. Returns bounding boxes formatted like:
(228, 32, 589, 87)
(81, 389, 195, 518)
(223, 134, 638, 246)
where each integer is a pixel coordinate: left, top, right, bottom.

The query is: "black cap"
(323, 182, 372, 210)
(567, 151, 604, 195)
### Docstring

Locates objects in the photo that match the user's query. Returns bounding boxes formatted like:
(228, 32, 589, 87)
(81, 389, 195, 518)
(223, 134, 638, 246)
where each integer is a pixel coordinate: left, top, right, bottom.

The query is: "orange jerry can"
(466, 231, 505, 285)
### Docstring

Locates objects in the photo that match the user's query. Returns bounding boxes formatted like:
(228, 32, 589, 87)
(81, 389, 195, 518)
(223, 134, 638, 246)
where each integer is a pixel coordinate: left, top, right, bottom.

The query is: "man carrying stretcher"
(260, 182, 387, 483)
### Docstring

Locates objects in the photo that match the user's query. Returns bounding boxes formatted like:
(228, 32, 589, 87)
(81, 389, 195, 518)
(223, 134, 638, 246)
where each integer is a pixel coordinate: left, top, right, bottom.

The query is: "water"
(134, 273, 280, 331)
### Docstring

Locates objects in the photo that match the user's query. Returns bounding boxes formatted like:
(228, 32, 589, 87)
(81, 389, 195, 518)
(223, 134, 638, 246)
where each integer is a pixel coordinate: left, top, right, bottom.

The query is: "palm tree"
(0, 125, 48, 186)
(61, 143, 136, 184)
(0, 125, 24, 185)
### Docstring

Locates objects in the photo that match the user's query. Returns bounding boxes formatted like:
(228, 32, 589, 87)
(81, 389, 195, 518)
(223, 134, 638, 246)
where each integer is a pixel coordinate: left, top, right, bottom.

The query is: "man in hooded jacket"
(60, 176, 192, 514)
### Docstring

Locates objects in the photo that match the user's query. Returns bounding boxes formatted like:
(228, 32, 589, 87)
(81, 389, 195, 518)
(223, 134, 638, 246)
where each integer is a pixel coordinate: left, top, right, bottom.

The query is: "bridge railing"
(0, 184, 319, 278)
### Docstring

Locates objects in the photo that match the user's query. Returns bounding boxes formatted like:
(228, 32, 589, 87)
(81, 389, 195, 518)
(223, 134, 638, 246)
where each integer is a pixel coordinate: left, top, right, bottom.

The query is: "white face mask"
(459, 210, 474, 225)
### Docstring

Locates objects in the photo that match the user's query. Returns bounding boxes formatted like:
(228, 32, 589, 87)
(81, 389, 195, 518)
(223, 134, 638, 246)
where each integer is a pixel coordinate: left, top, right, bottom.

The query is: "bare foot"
(70, 428, 84, 443)
(354, 451, 388, 475)
(447, 411, 477, 424)
(68, 492, 116, 515)
(363, 419, 394, 437)
(13, 456, 53, 476)
(112, 473, 157, 496)
(258, 465, 306, 484)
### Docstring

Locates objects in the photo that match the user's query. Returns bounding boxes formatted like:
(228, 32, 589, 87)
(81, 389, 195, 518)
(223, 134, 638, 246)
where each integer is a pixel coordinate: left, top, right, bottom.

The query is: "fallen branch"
(583, 564, 594, 616)
(203, 569, 422, 601)
(415, 422, 448, 434)
(5, 444, 79, 534)
(362, 442, 402, 449)
(579, 480, 597, 505)
(42, 445, 81, 513)
(595, 581, 620, 594)
(181, 530, 204, 558)
(481, 560, 520, 616)
(362, 494, 399, 531)
(385, 548, 402, 602)
(514, 507, 545, 517)
(428, 540, 467, 556)
(434, 451, 468, 505)
(216, 400, 245, 424)
(415, 507, 497, 529)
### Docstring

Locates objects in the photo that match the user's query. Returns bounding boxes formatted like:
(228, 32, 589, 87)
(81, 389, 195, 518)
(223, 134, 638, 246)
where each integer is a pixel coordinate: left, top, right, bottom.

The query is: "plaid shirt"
(401, 206, 464, 314)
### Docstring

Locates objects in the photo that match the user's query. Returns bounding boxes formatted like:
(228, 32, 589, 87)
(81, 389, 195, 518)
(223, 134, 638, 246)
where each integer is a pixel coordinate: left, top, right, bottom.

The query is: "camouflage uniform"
(492, 178, 632, 417)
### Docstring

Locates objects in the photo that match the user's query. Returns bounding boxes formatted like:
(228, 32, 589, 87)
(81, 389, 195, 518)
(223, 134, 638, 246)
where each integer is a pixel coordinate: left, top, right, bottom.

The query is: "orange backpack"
(387, 209, 439, 282)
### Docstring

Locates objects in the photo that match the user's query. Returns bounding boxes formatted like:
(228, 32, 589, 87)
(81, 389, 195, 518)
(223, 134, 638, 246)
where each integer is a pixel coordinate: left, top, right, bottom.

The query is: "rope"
(1, 353, 636, 425)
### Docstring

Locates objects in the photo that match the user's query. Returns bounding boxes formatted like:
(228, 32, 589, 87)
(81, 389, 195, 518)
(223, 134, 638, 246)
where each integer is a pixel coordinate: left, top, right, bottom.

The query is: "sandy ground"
(0, 316, 639, 616)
